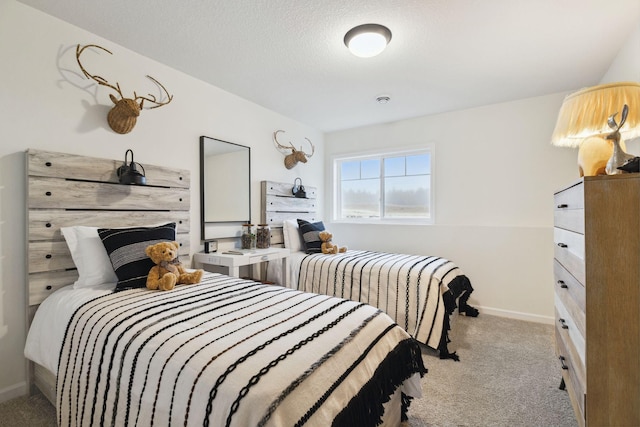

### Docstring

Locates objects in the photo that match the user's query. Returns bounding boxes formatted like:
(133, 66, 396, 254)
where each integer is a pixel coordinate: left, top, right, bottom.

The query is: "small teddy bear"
(145, 241, 204, 291)
(319, 231, 347, 255)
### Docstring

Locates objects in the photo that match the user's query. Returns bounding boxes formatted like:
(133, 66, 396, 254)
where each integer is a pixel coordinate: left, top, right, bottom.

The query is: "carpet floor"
(0, 313, 577, 426)
(408, 314, 577, 427)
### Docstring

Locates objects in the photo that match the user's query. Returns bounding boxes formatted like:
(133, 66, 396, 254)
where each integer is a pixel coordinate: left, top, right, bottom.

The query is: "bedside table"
(193, 247, 290, 286)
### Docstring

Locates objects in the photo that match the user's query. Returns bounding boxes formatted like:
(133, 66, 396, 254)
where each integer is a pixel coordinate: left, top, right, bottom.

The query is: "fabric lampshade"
(551, 81, 640, 147)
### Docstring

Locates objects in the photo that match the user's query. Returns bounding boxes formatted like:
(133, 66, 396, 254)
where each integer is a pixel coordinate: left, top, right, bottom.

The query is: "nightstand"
(193, 247, 290, 286)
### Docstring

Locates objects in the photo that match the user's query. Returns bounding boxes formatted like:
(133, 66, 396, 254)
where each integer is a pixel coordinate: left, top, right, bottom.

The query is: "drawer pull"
(559, 318, 569, 329)
(559, 355, 569, 370)
(557, 280, 568, 289)
(557, 242, 568, 248)
(557, 203, 568, 209)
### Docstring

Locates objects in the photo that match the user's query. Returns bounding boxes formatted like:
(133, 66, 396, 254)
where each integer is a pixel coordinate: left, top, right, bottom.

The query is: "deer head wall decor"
(76, 44, 173, 134)
(273, 130, 315, 169)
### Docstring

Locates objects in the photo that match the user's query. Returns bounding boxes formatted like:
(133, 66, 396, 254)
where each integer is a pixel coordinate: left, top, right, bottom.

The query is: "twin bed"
(23, 150, 427, 426)
(262, 181, 477, 361)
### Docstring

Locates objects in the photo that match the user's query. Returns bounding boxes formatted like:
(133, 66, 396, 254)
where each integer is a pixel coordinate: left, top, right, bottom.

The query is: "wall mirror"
(200, 136, 251, 240)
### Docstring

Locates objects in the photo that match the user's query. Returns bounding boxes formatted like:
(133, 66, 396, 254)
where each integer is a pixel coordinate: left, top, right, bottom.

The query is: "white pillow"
(282, 219, 304, 252)
(61, 226, 118, 288)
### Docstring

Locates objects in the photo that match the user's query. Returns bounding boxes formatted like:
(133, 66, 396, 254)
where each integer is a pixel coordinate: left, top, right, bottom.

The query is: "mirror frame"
(200, 136, 251, 240)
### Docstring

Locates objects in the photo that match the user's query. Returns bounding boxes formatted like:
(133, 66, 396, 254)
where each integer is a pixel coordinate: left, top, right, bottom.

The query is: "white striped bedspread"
(56, 272, 426, 427)
(295, 250, 471, 355)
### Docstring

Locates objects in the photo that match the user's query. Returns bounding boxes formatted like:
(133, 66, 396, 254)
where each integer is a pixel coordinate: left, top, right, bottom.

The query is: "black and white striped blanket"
(295, 250, 470, 353)
(57, 273, 425, 427)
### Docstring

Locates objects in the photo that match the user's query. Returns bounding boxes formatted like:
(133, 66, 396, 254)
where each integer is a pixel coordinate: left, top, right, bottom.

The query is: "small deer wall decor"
(273, 130, 315, 169)
(76, 44, 173, 134)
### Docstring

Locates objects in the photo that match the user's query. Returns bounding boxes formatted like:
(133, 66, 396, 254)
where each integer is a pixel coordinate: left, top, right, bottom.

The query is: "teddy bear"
(319, 231, 347, 255)
(145, 241, 204, 291)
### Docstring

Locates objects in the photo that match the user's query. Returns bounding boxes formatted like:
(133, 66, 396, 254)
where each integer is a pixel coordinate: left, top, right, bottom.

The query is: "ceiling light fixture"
(344, 24, 392, 58)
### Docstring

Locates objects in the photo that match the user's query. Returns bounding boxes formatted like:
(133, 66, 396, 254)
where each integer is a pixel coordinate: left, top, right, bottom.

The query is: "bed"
(23, 149, 426, 426)
(261, 181, 477, 361)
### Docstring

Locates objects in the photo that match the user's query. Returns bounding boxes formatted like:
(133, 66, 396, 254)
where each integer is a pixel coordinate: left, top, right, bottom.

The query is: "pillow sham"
(61, 226, 118, 288)
(98, 222, 176, 291)
(297, 219, 325, 254)
(282, 219, 304, 252)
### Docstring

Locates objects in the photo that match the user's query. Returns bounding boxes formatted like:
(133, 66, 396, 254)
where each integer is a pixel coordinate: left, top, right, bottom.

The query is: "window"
(333, 147, 433, 223)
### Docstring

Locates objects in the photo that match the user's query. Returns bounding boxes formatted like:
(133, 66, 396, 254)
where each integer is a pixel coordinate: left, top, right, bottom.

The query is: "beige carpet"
(408, 314, 577, 427)
(0, 314, 577, 426)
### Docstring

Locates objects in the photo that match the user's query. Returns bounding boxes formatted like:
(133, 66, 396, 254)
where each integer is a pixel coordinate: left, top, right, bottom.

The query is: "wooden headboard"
(26, 149, 191, 316)
(26, 149, 191, 401)
(260, 180, 318, 247)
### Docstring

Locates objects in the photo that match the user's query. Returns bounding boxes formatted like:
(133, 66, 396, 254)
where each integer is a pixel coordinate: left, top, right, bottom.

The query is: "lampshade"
(344, 24, 392, 58)
(551, 81, 640, 147)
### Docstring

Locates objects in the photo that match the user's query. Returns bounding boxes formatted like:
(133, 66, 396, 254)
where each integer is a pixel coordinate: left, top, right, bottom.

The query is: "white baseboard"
(475, 305, 554, 325)
(0, 381, 28, 404)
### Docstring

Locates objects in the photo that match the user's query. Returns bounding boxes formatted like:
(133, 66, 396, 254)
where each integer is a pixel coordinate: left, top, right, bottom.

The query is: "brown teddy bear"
(145, 241, 204, 291)
(319, 231, 347, 255)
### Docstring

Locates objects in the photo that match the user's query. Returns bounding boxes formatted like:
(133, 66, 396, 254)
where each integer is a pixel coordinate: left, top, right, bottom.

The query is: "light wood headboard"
(26, 149, 192, 401)
(26, 149, 191, 315)
(260, 180, 318, 247)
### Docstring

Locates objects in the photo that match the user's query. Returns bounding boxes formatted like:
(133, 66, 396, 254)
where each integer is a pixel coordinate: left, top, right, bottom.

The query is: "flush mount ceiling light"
(344, 24, 392, 58)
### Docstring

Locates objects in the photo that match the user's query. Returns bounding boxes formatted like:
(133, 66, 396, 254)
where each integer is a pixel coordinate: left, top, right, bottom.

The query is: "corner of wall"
(0, 381, 28, 404)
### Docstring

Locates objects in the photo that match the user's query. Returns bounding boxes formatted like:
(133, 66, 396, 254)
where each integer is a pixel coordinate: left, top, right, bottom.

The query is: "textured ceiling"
(17, 0, 640, 132)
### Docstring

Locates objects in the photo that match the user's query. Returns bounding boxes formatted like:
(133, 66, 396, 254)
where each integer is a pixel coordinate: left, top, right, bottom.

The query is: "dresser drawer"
(553, 261, 585, 338)
(555, 296, 585, 365)
(554, 208, 584, 234)
(555, 181, 584, 210)
(554, 228, 585, 285)
(556, 321, 586, 424)
(554, 182, 584, 234)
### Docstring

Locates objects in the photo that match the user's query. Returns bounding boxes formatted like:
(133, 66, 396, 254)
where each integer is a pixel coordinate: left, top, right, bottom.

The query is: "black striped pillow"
(98, 222, 176, 291)
(297, 219, 325, 254)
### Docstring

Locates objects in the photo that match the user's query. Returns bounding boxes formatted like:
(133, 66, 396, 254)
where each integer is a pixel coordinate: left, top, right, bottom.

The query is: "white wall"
(325, 18, 640, 326)
(0, 1, 323, 401)
(600, 20, 640, 154)
(325, 93, 579, 323)
(600, 21, 640, 84)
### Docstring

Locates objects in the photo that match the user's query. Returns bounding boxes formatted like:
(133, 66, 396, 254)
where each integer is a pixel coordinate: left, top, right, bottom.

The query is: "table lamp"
(551, 81, 640, 176)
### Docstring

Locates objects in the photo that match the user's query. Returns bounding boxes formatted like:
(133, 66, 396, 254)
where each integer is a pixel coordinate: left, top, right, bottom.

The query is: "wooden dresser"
(554, 175, 640, 426)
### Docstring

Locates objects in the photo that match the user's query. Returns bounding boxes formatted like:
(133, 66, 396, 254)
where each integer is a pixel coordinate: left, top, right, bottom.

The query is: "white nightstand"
(193, 247, 290, 286)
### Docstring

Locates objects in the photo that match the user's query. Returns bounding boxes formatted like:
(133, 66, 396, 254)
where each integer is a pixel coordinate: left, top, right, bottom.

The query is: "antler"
(134, 75, 173, 109)
(301, 137, 315, 158)
(273, 130, 314, 156)
(76, 44, 124, 99)
(273, 130, 296, 153)
(273, 130, 315, 169)
(75, 43, 173, 134)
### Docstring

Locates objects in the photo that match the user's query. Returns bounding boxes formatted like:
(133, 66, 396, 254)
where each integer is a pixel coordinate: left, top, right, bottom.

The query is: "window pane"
(341, 179, 380, 218)
(334, 147, 432, 223)
(384, 157, 405, 177)
(361, 159, 380, 179)
(384, 175, 430, 218)
(341, 161, 361, 180)
(406, 154, 430, 175)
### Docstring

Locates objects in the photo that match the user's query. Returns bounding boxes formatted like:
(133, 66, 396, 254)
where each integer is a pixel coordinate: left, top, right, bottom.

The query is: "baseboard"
(475, 305, 554, 325)
(0, 381, 28, 404)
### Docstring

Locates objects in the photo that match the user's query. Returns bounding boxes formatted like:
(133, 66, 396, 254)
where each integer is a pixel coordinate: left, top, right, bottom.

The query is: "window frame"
(331, 144, 435, 225)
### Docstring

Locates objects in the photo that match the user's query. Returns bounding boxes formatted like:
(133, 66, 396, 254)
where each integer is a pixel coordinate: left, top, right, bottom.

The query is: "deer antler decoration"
(273, 130, 315, 169)
(76, 44, 173, 134)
